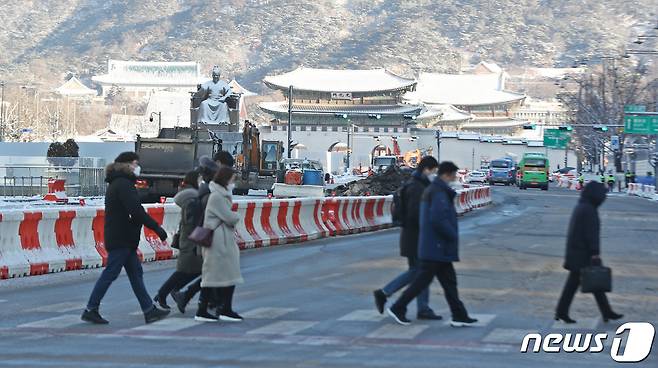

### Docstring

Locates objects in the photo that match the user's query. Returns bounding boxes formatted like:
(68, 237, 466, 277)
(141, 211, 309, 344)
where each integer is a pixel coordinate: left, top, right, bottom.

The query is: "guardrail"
(0, 187, 493, 280)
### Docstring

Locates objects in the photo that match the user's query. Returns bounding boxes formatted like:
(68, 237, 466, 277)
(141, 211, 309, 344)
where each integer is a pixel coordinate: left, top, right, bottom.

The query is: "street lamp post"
(149, 111, 162, 132)
(346, 119, 352, 170)
(287, 85, 293, 159)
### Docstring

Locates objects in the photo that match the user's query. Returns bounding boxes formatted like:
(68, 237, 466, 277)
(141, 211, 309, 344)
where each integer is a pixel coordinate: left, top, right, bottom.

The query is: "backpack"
(392, 180, 411, 226)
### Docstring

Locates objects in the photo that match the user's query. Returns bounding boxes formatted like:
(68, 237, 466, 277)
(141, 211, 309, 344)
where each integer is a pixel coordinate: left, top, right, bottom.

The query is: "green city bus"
(517, 153, 549, 191)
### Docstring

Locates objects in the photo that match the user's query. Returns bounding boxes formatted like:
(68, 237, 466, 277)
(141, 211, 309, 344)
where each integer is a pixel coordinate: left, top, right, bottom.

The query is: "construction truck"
(233, 121, 284, 195)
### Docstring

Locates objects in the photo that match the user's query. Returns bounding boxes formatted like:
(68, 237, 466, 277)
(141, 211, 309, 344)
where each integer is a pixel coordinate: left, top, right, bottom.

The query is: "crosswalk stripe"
(27, 302, 83, 313)
(130, 317, 199, 332)
(242, 307, 297, 319)
(552, 317, 599, 330)
(18, 315, 82, 329)
(367, 324, 429, 340)
(247, 321, 317, 336)
(338, 309, 386, 322)
(483, 328, 537, 344)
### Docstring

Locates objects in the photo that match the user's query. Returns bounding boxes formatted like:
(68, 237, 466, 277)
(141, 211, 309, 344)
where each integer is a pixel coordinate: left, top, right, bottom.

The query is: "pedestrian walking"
(171, 156, 220, 313)
(555, 181, 623, 324)
(195, 167, 244, 322)
(373, 156, 442, 321)
(387, 162, 478, 327)
(154, 170, 203, 310)
(82, 152, 170, 324)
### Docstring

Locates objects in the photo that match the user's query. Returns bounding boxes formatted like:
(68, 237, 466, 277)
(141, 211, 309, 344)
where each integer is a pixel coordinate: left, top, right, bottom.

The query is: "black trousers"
(157, 271, 201, 299)
(200, 285, 235, 312)
(392, 261, 468, 319)
(556, 270, 612, 316)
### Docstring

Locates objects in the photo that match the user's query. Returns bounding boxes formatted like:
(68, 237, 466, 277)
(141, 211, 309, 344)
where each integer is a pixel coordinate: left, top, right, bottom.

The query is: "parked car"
(466, 170, 488, 184)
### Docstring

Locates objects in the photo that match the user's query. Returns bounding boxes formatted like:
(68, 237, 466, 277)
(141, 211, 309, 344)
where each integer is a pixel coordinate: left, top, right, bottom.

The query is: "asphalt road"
(0, 185, 656, 367)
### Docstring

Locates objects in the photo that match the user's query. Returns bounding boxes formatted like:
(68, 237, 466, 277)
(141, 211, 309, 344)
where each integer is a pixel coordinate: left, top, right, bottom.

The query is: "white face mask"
(427, 173, 437, 182)
(133, 165, 141, 177)
(227, 183, 235, 193)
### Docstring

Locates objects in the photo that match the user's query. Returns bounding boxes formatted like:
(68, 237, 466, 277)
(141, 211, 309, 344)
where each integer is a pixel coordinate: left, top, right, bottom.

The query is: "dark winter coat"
(418, 178, 459, 262)
(174, 187, 203, 274)
(563, 182, 607, 270)
(399, 170, 431, 258)
(103, 162, 160, 251)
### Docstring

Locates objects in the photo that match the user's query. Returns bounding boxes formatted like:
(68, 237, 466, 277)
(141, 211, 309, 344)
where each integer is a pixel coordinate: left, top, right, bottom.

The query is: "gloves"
(155, 227, 168, 241)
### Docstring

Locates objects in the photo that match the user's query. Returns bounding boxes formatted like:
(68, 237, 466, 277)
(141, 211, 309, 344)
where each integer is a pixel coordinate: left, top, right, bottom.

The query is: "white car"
(466, 170, 488, 184)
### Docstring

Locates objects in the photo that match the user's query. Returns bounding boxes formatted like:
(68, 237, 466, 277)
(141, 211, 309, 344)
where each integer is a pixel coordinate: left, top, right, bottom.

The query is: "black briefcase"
(581, 265, 612, 293)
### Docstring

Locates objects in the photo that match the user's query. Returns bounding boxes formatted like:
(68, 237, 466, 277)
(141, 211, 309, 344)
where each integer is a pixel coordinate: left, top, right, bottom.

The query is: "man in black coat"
(373, 157, 442, 320)
(82, 152, 170, 324)
(555, 181, 623, 323)
(388, 161, 477, 327)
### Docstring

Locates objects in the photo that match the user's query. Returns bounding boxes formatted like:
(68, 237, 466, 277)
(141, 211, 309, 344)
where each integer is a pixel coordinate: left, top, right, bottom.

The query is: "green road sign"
(543, 129, 571, 149)
(624, 114, 658, 134)
(624, 105, 646, 113)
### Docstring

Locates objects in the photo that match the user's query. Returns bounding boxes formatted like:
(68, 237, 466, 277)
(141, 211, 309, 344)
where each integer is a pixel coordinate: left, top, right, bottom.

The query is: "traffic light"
(523, 124, 536, 130)
(335, 113, 348, 119)
(368, 114, 382, 120)
(558, 125, 573, 131)
(593, 125, 609, 132)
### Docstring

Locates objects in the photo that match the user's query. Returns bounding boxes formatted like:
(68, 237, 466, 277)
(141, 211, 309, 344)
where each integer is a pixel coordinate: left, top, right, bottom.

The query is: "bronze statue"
(195, 66, 233, 124)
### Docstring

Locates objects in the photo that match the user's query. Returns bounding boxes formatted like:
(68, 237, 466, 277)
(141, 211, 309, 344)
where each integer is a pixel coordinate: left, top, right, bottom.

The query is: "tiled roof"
(263, 67, 416, 93)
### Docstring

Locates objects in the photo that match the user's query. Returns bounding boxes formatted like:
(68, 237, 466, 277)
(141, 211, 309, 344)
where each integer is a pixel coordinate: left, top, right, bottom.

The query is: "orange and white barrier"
(0, 188, 492, 280)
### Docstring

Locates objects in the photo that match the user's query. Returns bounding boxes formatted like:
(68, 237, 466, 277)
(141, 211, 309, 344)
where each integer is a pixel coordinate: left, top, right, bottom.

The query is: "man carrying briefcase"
(555, 181, 623, 324)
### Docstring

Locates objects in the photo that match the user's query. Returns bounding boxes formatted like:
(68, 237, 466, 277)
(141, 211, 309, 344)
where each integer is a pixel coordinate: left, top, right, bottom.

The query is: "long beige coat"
(200, 182, 243, 288)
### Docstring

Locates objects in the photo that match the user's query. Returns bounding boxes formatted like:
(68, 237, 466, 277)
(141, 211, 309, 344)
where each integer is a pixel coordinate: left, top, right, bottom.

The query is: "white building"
(405, 62, 527, 134)
(92, 60, 204, 100)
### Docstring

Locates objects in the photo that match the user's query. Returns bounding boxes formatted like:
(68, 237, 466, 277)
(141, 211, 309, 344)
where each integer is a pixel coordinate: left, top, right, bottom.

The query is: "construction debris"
(331, 166, 413, 196)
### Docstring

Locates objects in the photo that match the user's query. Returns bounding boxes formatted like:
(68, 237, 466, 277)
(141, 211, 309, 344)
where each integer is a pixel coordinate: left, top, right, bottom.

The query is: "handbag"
(581, 265, 612, 293)
(189, 226, 213, 248)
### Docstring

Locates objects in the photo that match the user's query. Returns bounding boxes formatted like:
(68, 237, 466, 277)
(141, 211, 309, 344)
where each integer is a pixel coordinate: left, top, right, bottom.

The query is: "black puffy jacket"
(399, 171, 431, 258)
(563, 182, 607, 270)
(103, 163, 160, 251)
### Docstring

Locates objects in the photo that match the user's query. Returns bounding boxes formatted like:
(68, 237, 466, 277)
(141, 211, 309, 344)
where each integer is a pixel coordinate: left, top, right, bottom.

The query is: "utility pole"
(346, 120, 352, 170)
(0, 81, 5, 142)
(287, 85, 293, 159)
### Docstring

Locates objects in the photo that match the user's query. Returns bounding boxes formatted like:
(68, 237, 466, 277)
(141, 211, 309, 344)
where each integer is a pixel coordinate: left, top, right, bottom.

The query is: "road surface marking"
(242, 307, 297, 319)
(18, 315, 82, 329)
(310, 272, 345, 282)
(247, 321, 317, 336)
(367, 324, 429, 339)
(27, 301, 83, 313)
(552, 317, 599, 330)
(338, 309, 386, 322)
(483, 328, 537, 344)
(443, 313, 496, 327)
(130, 317, 198, 332)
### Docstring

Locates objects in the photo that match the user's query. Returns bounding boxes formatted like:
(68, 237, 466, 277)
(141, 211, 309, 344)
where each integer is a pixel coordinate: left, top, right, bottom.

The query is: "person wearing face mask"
(388, 161, 478, 327)
(195, 167, 243, 322)
(82, 152, 170, 325)
(373, 156, 442, 321)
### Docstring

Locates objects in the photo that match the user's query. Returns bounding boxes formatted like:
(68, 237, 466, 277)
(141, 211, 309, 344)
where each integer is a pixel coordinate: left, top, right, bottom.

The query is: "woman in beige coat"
(195, 167, 244, 323)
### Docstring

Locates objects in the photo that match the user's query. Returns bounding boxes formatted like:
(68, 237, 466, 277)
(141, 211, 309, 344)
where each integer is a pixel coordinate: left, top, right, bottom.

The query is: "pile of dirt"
(332, 166, 413, 196)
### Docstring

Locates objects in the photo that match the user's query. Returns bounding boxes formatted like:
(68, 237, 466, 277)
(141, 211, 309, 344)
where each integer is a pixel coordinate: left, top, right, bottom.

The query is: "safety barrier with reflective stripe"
(627, 183, 658, 201)
(0, 187, 492, 280)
